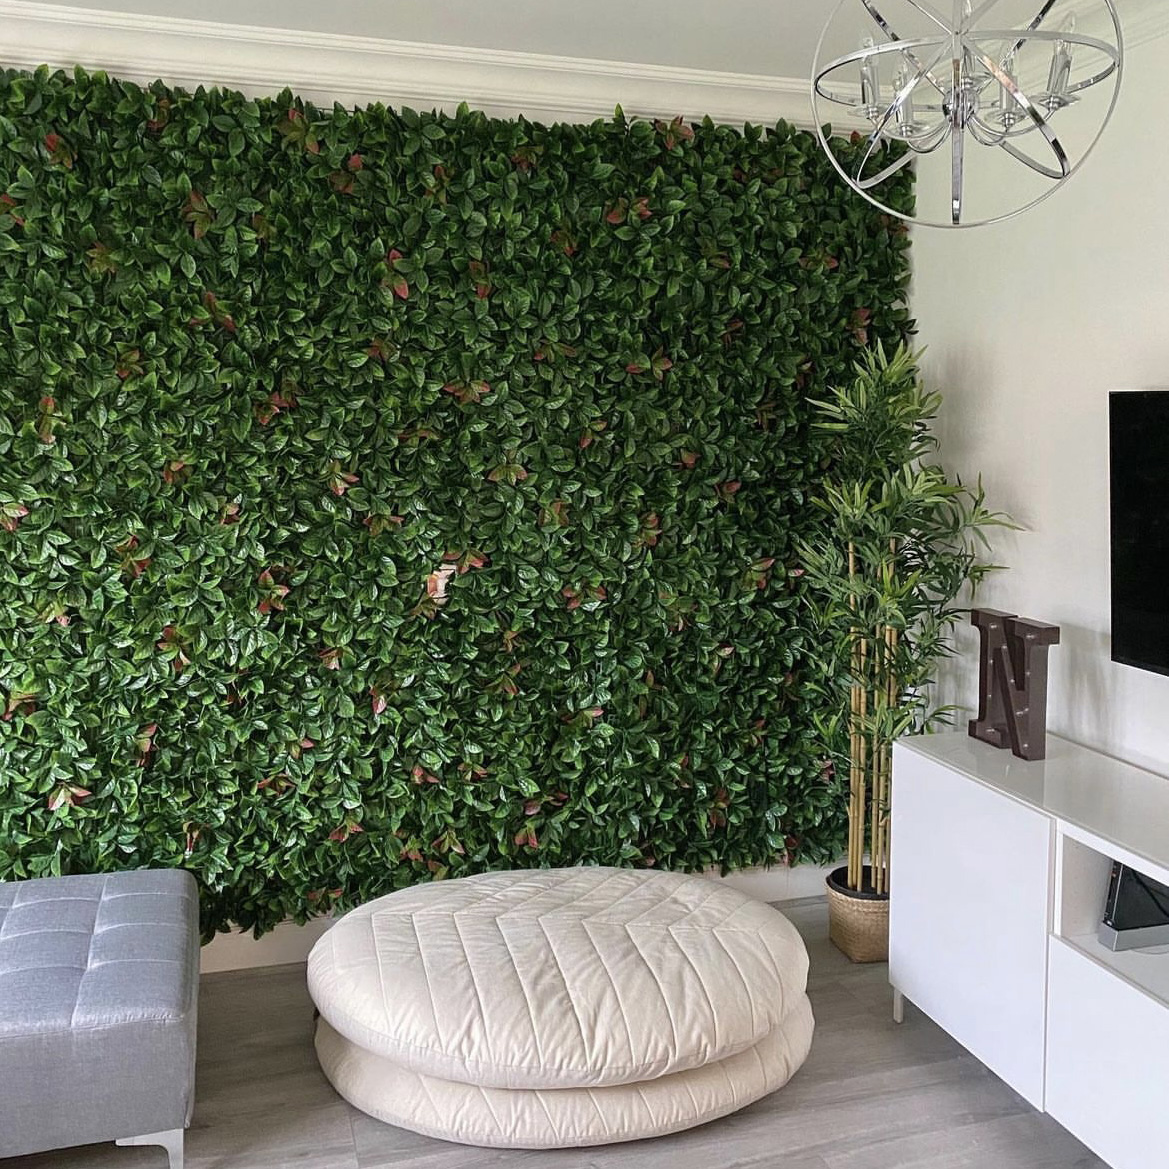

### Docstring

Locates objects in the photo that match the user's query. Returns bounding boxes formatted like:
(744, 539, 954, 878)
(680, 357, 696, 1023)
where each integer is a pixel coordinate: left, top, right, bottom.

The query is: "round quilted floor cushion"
(315, 996, 814, 1149)
(308, 866, 810, 1090)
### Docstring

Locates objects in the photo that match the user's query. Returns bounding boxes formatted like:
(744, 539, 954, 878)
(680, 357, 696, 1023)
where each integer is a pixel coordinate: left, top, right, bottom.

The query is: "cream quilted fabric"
(315, 996, 814, 1148)
(308, 867, 810, 1090)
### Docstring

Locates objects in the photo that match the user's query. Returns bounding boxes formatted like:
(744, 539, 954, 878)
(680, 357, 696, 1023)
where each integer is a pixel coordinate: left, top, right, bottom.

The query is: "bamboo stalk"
(855, 678, 865, 883)
(857, 636, 868, 890)
(847, 542, 862, 891)
(880, 623, 899, 894)
(873, 666, 885, 893)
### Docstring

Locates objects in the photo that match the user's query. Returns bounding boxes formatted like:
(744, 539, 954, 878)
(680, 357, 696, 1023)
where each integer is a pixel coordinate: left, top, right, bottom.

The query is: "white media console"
(890, 732, 1169, 1169)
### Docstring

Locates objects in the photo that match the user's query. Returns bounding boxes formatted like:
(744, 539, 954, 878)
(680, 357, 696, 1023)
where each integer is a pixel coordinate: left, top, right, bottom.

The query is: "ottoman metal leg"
(117, 1128, 184, 1169)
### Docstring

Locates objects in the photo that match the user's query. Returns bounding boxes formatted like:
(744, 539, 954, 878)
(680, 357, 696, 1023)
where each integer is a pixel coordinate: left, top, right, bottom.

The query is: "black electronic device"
(1098, 861, 1169, 951)
(1110, 390, 1169, 677)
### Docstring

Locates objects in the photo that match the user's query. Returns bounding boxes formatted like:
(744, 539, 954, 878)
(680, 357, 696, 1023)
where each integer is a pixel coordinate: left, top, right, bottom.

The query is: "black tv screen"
(1111, 390, 1169, 676)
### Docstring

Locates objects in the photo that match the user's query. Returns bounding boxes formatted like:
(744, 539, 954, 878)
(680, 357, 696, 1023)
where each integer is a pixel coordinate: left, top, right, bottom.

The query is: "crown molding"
(0, 0, 820, 128)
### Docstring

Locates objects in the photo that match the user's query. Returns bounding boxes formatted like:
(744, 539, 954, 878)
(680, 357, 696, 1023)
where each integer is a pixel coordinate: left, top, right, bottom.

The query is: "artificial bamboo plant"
(799, 344, 1007, 898)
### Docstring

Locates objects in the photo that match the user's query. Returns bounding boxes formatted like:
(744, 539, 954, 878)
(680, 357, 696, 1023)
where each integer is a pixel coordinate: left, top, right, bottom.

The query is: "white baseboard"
(0, 0, 816, 127)
(701, 861, 835, 903)
(200, 914, 334, 974)
(199, 862, 834, 973)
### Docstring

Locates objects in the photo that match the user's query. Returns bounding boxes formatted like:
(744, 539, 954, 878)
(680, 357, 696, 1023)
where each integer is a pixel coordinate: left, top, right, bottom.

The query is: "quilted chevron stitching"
(493, 915, 545, 1070)
(491, 868, 637, 924)
(623, 876, 724, 927)
(741, 926, 789, 1021)
(584, 1085, 607, 1132)
(665, 920, 724, 1054)
(382, 908, 777, 934)
(451, 912, 494, 1069)
(473, 1079, 505, 1135)
(323, 873, 805, 1083)
(406, 913, 444, 1050)
(708, 923, 765, 1042)
(612, 920, 681, 1068)
(533, 916, 590, 1062)
(317, 1004, 814, 1149)
(576, 917, 636, 1066)
(369, 913, 392, 1032)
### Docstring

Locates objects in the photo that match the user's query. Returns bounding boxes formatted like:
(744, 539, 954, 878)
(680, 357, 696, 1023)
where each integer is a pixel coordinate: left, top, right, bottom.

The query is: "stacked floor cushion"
(307, 866, 814, 1148)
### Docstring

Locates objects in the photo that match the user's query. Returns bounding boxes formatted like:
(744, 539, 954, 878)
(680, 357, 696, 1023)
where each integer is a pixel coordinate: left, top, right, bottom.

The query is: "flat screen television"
(1111, 390, 1169, 676)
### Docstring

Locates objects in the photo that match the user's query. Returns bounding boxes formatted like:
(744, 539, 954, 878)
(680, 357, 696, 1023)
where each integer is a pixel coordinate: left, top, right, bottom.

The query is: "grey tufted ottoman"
(0, 869, 199, 1168)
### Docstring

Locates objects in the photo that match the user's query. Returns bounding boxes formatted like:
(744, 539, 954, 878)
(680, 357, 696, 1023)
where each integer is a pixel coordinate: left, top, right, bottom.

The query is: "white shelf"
(898, 732, 1169, 881)
(1063, 931, 1169, 1011)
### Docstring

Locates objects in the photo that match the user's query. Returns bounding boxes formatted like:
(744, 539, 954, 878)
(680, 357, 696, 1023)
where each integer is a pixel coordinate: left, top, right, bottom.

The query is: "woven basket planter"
(826, 866, 889, 964)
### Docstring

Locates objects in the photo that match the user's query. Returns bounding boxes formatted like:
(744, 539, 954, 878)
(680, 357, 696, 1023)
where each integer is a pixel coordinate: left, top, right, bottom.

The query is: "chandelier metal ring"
(811, 0, 1124, 228)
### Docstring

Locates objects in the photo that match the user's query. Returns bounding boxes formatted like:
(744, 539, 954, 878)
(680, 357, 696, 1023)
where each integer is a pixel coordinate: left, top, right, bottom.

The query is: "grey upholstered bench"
(0, 869, 199, 1168)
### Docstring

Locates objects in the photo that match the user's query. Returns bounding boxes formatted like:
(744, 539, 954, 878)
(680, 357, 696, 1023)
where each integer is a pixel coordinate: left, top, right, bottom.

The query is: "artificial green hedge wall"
(0, 66, 913, 935)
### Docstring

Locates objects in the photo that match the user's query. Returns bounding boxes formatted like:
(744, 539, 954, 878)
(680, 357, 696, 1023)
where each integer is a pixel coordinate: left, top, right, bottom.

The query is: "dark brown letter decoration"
(968, 608, 1061, 761)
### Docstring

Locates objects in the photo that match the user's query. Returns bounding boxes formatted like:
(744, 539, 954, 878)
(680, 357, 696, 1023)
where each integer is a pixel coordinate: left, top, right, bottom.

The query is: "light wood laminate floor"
(7, 898, 1104, 1169)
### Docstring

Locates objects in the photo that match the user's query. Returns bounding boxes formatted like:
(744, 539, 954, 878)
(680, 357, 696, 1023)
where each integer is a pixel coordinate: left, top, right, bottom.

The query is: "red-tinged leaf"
(625, 363, 644, 375)
(387, 248, 403, 262)
(524, 799, 542, 817)
(634, 197, 651, 220)
(348, 152, 363, 171)
(48, 784, 90, 811)
(363, 513, 404, 535)
(44, 131, 74, 168)
(678, 450, 699, 469)
(391, 276, 409, 300)
(371, 689, 387, 716)
(319, 647, 341, 670)
(1, 504, 29, 533)
(306, 139, 320, 155)
(366, 337, 396, 363)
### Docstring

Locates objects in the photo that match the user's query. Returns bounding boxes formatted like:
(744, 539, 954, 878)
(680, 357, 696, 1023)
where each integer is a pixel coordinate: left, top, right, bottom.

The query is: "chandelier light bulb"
(811, 0, 1124, 228)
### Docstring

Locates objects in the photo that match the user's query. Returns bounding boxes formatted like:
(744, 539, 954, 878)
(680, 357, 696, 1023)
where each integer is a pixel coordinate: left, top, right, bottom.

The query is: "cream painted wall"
(913, 35, 1169, 774)
(21, 0, 826, 78)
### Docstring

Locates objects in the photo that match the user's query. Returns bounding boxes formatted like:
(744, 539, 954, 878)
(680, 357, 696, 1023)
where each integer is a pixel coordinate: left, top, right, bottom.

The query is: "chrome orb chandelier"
(812, 0, 1124, 227)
